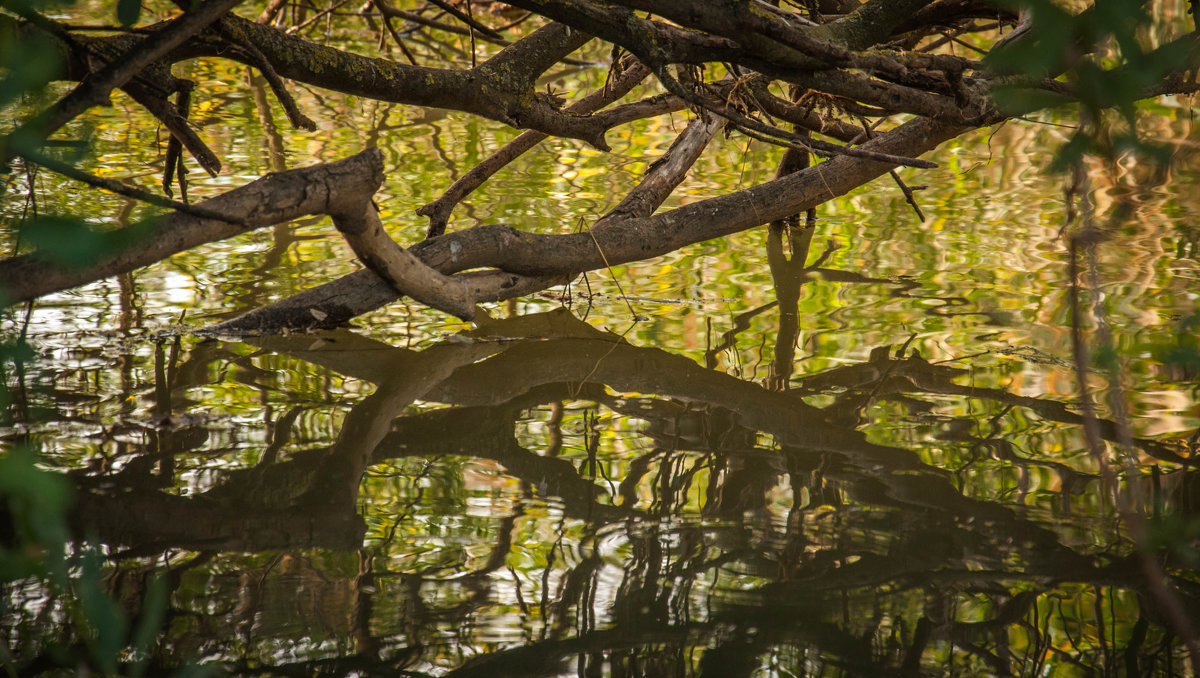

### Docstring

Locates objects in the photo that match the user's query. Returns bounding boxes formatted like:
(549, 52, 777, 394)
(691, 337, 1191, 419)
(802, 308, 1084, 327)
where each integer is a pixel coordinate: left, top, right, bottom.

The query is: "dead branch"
(205, 116, 969, 334)
(122, 80, 223, 178)
(332, 201, 477, 320)
(595, 112, 727, 226)
(0, 149, 385, 304)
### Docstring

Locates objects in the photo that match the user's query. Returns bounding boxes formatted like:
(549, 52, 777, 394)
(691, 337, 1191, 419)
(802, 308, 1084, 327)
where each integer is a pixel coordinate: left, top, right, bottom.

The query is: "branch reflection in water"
(11, 250, 1200, 677)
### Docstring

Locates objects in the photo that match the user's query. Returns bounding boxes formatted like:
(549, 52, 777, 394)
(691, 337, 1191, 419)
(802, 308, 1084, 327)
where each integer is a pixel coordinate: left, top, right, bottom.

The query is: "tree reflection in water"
(7, 234, 1199, 677)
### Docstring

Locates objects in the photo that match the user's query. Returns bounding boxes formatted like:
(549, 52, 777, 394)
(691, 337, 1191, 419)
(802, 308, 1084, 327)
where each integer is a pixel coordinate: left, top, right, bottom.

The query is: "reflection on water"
(6, 286, 1200, 675)
(4, 46, 1200, 678)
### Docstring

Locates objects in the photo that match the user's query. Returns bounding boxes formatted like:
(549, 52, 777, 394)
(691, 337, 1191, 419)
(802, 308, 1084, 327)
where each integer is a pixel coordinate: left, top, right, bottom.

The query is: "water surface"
(3, 41, 1200, 677)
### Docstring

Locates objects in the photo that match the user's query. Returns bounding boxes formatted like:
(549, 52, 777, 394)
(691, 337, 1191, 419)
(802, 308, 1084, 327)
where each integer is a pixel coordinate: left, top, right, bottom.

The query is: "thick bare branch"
(824, 0, 938, 46)
(503, 0, 746, 67)
(0, 149, 385, 304)
(205, 116, 970, 334)
(332, 202, 477, 320)
(183, 16, 609, 146)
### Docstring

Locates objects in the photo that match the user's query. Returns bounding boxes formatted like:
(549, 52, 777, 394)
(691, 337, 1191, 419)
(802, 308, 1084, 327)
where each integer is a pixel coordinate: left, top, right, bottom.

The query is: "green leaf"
(22, 216, 116, 268)
(78, 547, 128, 675)
(1047, 131, 1095, 174)
(985, 0, 1076, 76)
(117, 0, 142, 27)
(1093, 344, 1119, 372)
(1143, 512, 1200, 566)
(0, 448, 73, 586)
(0, 32, 66, 107)
(130, 574, 168, 678)
(991, 85, 1073, 116)
(21, 214, 158, 269)
(0, 339, 36, 364)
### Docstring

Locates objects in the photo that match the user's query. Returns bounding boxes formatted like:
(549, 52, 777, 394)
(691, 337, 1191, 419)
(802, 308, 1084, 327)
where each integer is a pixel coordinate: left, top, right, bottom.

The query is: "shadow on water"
(7, 229, 1200, 677)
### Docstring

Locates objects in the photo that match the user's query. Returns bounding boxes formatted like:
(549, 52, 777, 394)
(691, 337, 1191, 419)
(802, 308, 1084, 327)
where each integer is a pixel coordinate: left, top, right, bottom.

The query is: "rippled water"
(3, 41, 1200, 677)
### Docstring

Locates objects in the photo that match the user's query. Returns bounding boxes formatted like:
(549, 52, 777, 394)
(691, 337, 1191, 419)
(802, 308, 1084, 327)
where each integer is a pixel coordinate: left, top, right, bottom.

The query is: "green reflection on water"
(3, 22, 1200, 678)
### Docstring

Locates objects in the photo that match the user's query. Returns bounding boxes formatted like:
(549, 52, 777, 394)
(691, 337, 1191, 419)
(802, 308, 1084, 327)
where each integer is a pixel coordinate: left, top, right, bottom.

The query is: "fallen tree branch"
(204, 115, 974, 334)
(332, 201, 477, 320)
(0, 149, 385, 304)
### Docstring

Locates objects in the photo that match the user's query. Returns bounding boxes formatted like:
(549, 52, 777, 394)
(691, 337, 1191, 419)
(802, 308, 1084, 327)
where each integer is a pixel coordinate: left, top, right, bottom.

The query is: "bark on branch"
(181, 16, 611, 146)
(204, 116, 972, 335)
(0, 149, 386, 304)
(332, 201, 477, 320)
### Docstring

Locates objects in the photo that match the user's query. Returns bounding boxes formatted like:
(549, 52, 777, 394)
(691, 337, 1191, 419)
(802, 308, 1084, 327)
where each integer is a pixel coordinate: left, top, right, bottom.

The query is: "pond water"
(3, 22, 1200, 677)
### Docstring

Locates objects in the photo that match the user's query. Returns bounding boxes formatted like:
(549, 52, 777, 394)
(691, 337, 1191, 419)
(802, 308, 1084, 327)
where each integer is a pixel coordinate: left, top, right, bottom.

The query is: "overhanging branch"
(204, 116, 971, 335)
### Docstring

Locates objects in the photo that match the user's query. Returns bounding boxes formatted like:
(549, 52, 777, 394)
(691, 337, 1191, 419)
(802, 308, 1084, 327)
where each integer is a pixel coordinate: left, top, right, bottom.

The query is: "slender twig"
(220, 22, 318, 130)
(584, 221, 641, 321)
(373, 0, 510, 46)
(422, 0, 503, 39)
(256, 0, 289, 24)
(162, 88, 187, 196)
(859, 117, 926, 221)
(656, 64, 939, 169)
(286, 0, 354, 34)
(18, 147, 243, 224)
(419, 60, 653, 236)
(373, 0, 419, 65)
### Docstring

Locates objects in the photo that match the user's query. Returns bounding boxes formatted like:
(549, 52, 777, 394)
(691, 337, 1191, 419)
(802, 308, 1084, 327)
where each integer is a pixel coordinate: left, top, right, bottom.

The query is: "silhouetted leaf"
(117, 0, 141, 27)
